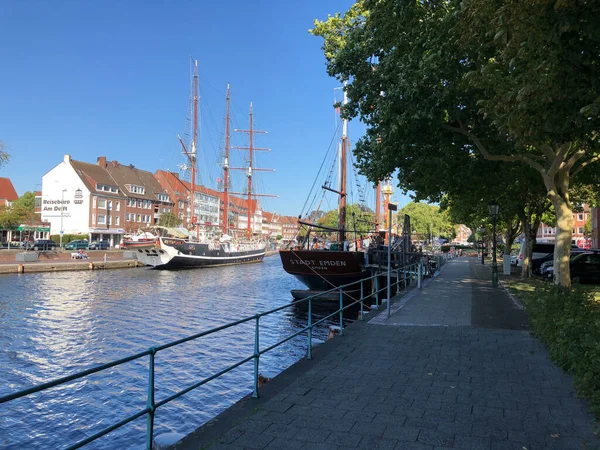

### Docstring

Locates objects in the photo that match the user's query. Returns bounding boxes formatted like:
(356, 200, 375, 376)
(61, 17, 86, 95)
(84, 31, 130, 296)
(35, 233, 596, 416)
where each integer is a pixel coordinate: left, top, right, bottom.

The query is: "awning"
(17, 225, 51, 232)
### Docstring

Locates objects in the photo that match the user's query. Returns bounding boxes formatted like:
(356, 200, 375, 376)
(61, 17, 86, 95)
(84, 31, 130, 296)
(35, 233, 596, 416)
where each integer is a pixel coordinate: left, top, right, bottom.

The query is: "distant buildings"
(0, 177, 18, 207)
(537, 206, 591, 249)
(37, 154, 293, 247)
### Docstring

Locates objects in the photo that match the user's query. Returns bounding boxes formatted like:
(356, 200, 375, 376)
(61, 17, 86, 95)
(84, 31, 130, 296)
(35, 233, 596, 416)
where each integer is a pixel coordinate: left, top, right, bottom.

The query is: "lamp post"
(479, 226, 485, 265)
(59, 189, 67, 248)
(488, 201, 500, 287)
(387, 202, 397, 319)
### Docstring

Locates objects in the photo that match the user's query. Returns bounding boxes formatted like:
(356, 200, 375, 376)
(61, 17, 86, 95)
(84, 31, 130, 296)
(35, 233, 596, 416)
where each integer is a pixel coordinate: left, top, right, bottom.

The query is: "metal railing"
(0, 256, 452, 449)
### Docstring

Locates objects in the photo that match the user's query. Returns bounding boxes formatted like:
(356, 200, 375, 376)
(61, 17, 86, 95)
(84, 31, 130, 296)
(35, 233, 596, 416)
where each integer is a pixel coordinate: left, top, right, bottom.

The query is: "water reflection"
(0, 257, 354, 449)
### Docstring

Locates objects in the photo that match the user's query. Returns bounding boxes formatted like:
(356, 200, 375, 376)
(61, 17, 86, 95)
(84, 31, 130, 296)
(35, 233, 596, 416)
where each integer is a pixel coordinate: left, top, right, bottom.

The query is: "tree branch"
(564, 149, 586, 172)
(573, 153, 600, 177)
(547, 143, 570, 178)
(540, 143, 555, 160)
(441, 123, 546, 174)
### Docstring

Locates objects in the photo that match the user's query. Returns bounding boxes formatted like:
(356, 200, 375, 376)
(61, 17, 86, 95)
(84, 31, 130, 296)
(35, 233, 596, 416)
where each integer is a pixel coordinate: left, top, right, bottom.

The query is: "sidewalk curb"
(499, 280, 525, 310)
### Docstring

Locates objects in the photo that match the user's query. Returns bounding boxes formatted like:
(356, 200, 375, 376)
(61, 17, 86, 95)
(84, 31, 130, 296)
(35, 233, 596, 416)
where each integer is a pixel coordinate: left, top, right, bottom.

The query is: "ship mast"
(339, 85, 348, 243)
(222, 84, 231, 235)
(375, 181, 381, 231)
(231, 103, 276, 237)
(178, 59, 199, 240)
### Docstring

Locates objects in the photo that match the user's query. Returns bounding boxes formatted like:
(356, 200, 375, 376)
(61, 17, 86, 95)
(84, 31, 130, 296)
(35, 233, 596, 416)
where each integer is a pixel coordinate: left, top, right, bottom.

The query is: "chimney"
(63, 154, 71, 163)
(112, 160, 119, 167)
(97, 156, 107, 168)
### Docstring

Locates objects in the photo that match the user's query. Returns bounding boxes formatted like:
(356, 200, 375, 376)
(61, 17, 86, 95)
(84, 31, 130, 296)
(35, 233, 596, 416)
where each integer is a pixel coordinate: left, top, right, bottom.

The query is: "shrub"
(523, 285, 600, 418)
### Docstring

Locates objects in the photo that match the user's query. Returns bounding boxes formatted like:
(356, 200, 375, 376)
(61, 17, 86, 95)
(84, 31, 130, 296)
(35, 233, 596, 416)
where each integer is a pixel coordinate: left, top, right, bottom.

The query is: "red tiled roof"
(0, 177, 18, 201)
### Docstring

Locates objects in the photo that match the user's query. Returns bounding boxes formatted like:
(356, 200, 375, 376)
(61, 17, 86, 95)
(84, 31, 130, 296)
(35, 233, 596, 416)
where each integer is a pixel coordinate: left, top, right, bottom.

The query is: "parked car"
(542, 250, 600, 283)
(89, 240, 110, 250)
(32, 240, 58, 251)
(517, 241, 580, 274)
(64, 240, 89, 250)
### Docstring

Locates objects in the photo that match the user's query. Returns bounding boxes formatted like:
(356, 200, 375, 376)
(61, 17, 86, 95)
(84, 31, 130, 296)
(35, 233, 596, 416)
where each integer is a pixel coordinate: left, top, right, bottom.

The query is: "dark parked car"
(32, 240, 58, 251)
(531, 244, 582, 275)
(64, 240, 89, 250)
(89, 240, 110, 250)
(542, 250, 600, 283)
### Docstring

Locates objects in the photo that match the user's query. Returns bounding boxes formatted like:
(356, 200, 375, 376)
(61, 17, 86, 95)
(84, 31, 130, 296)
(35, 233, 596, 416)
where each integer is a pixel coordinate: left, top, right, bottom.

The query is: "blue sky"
(0, 0, 411, 216)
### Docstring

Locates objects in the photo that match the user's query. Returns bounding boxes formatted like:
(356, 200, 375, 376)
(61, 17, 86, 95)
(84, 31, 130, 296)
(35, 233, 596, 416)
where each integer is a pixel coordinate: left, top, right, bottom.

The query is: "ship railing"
(0, 259, 450, 450)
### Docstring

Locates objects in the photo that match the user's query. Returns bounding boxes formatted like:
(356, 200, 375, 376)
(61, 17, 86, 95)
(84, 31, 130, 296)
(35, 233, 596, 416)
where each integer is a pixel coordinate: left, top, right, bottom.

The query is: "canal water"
(0, 256, 358, 449)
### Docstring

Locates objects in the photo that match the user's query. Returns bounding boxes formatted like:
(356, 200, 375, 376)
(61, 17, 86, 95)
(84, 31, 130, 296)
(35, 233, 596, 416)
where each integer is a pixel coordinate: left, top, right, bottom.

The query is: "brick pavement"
(174, 258, 599, 450)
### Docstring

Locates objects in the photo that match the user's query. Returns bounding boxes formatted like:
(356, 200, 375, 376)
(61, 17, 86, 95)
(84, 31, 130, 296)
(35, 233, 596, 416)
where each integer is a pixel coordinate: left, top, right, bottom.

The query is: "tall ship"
(279, 86, 381, 298)
(136, 60, 272, 269)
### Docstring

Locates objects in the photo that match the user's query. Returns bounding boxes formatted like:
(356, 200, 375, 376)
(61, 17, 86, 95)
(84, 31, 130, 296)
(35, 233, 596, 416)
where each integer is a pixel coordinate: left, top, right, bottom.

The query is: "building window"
(116, 216, 120, 226)
(93, 197, 97, 208)
(127, 185, 146, 195)
(137, 214, 141, 222)
(108, 216, 112, 226)
(98, 199, 107, 209)
(578, 213, 584, 221)
(126, 213, 130, 221)
(116, 202, 120, 212)
(92, 214, 96, 225)
(578, 227, 584, 234)
(108, 200, 112, 210)
(137, 199, 142, 208)
(98, 215, 106, 225)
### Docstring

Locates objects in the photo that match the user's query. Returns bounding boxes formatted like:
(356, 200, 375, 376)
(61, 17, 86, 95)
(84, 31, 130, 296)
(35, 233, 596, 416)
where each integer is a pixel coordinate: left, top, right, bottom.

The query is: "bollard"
(418, 262, 422, 288)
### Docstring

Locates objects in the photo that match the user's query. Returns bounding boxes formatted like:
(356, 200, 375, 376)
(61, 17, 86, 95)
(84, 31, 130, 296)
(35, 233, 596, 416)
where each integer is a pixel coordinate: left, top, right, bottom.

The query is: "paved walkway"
(174, 258, 599, 450)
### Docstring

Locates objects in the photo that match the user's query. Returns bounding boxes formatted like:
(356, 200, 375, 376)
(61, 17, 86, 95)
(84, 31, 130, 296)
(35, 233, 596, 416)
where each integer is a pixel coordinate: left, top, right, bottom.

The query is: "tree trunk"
(504, 230, 514, 263)
(551, 194, 573, 287)
(545, 167, 573, 288)
(521, 220, 536, 278)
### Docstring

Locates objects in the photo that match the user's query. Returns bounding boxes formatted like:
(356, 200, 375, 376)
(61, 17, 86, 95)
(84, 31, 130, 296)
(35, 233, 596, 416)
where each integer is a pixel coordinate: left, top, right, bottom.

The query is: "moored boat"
(136, 233, 265, 269)
(279, 85, 377, 299)
(136, 60, 273, 270)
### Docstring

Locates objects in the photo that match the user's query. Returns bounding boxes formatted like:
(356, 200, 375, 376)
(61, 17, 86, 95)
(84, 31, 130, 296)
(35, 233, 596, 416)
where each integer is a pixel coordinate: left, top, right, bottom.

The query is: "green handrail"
(0, 257, 448, 449)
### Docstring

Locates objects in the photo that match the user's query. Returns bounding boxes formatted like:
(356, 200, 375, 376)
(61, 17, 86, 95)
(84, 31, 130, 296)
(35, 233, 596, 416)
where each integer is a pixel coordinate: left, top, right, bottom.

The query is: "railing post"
(145, 349, 156, 450)
(307, 298, 313, 359)
(339, 288, 344, 336)
(375, 276, 379, 307)
(418, 261, 422, 289)
(252, 315, 260, 398)
(396, 269, 400, 294)
(403, 268, 407, 290)
(359, 280, 364, 321)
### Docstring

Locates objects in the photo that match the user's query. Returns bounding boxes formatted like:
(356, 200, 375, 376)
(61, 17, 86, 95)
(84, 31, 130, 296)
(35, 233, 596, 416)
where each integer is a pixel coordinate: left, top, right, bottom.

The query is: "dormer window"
(126, 184, 145, 195)
(96, 183, 118, 193)
(156, 193, 170, 202)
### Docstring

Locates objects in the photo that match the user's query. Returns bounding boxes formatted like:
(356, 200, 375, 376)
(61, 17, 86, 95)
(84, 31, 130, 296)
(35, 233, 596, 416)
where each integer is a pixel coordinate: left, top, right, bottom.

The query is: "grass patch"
(514, 283, 600, 420)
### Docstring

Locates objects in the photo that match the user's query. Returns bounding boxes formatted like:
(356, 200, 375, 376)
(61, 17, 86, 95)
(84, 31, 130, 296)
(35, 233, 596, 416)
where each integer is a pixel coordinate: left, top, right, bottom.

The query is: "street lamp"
(60, 189, 67, 248)
(387, 202, 397, 319)
(479, 226, 485, 265)
(488, 201, 500, 287)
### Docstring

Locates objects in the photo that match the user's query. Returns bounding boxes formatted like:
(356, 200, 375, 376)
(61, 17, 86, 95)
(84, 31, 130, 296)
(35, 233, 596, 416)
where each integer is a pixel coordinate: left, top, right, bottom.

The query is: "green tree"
(0, 141, 9, 168)
(158, 212, 182, 227)
(398, 202, 454, 241)
(0, 192, 37, 230)
(584, 215, 592, 239)
(311, 0, 600, 287)
(13, 192, 35, 214)
(316, 204, 375, 237)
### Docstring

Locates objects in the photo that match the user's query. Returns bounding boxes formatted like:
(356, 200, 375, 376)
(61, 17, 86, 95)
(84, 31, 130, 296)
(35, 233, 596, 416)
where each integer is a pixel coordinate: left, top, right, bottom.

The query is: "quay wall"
(0, 250, 142, 275)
